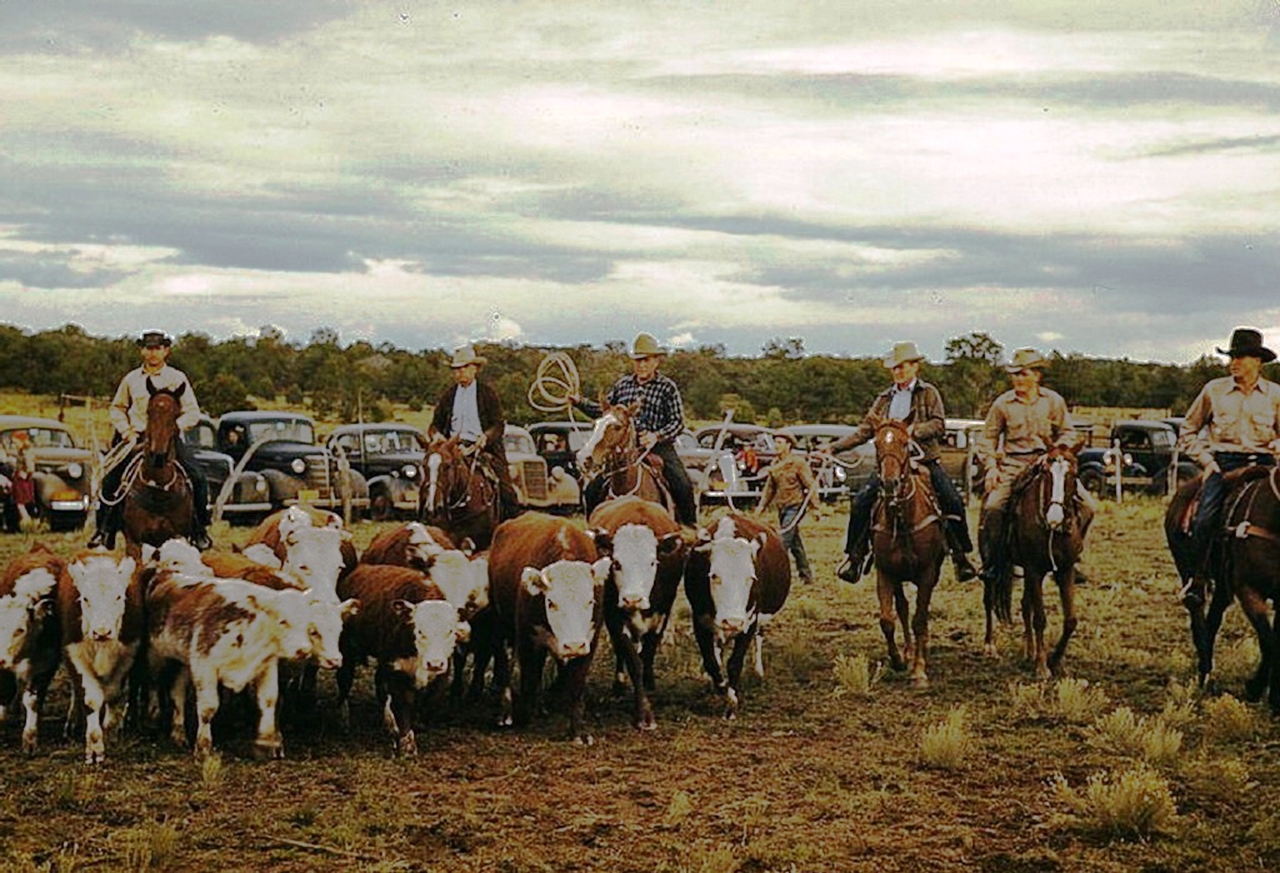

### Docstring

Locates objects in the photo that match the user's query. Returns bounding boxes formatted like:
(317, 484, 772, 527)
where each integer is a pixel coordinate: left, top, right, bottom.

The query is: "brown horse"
(120, 380, 195, 559)
(984, 446, 1088, 679)
(419, 435, 500, 550)
(869, 419, 947, 685)
(1165, 477, 1233, 689)
(575, 401, 674, 517)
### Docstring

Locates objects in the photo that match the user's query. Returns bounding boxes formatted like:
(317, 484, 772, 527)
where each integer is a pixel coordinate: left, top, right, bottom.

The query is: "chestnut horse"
(575, 401, 674, 518)
(120, 380, 195, 559)
(419, 435, 500, 549)
(869, 419, 947, 685)
(983, 446, 1088, 679)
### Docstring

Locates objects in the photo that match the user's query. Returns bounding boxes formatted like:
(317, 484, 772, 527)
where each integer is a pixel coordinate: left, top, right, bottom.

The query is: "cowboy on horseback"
(429, 343, 520, 521)
(825, 341, 978, 584)
(88, 329, 212, 551)
(570, 332, 697, 526)
(975, 347, 1092, 586)
(1177, 327, 1280, 588)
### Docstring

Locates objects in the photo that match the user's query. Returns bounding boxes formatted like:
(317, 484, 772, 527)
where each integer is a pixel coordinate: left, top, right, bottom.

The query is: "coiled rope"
(527, 351, 583, 419)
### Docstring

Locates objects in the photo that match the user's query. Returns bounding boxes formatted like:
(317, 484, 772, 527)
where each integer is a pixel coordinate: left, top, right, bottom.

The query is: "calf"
(335, 564, 468, 755)
(0, 545, 65, 753)
(245, 506, 357, 596)
(146, 573, 318, 758)
(360, 521, 455, 569)
(488, 512, 610, 744)
(56, 551, 142, 763)
(684, 514, 791, 719)
(587, 496, 686, 730)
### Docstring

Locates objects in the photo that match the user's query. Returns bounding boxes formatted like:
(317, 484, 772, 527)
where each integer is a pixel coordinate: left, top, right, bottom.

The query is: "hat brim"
(1217, 345, 1276, 363)
(629, 351, 667, 359)
(137, 340, 171, 349)
(1005, 361, 1046, 373)
(451, 358, 486, 368)
(882, 355, 924, 368)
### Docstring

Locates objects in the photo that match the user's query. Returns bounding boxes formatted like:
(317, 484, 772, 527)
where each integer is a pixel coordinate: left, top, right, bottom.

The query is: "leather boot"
(838, 537, 870, 583)
(945, 517, 978, 582)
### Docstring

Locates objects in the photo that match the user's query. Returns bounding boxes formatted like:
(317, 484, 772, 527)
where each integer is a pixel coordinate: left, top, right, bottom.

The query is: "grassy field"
(0, 495, 1277, 873)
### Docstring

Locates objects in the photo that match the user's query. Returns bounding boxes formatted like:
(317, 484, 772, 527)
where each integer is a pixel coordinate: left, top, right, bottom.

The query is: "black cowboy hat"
(1217, 327, 1275, 363)
(136, 329, 173, 349)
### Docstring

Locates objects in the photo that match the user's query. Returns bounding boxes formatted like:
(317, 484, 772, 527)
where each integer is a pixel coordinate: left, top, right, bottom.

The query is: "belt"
(1005, 449, 1046, 457)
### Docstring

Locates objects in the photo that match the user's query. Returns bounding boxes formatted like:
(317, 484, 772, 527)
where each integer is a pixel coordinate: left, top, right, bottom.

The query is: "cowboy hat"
(1217, 327, 1276, 363)
(882, 341, 925, 369)
(1005, 347, 1048, 372)
(450, 344, 487, 369)
(629, 332, 667, 359)
(136, 329, 173, 348)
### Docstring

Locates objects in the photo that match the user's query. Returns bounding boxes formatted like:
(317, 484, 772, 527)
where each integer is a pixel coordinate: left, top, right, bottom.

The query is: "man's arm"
(480, 383, 506, 447)
(108, 374, 134, 439)
(1051, 395, 1082, 452)
(829, 394, 887, 453)
(175, 373, 202, 432)
(651, 381, 686, 443)
(1178, 386, 1215, 468)
(913, 385, 945, 445)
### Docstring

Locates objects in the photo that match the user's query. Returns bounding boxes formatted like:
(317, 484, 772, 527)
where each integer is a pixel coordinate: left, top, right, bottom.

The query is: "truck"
(1077, 419, 1200, 497)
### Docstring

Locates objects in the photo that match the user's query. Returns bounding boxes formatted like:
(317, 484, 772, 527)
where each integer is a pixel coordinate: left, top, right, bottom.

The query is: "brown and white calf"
(245, 506, 357, 596)
(56, 551, 142, 763)
(146, 572, 320, 758)
(359, 521, 456, 569)
(587, 496, 686, 730)
(488, 512, 610, 744)
(335, 564, 469, 755)
(684, 514, 791, 719)
(0, 545, 65, 753)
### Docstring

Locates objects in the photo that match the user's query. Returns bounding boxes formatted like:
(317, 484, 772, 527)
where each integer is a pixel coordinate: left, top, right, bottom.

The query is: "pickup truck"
(1077, 420, 1200, 497)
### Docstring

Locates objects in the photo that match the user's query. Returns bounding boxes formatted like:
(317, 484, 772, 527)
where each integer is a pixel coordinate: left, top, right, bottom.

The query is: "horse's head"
(576, 400, 640, 477)
(1041, 445, 1079, 530)
(873, 419, 916, 497)
(422, 435, 467, 515)
(144, 377, 185, 467)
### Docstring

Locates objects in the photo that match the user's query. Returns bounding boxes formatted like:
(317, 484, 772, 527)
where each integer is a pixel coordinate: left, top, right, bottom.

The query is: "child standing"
(757, 432, 820, 584)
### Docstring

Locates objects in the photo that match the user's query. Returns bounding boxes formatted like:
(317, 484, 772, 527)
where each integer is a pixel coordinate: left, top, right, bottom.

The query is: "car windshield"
(505, 433, 535, 454)
(247, 419, 314, 445)
(337, 430, 423, 455)
(1, 427, 76, 450)
(185, 424, 217, 449)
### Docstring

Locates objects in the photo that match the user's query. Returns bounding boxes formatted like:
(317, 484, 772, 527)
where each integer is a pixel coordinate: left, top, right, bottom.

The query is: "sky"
(2, 1, 1278, 364)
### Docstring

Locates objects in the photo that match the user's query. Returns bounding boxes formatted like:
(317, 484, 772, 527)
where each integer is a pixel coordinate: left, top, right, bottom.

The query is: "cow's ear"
(591, 557, 612, 584)
(139, 543, 157, 564)
(590, 529, 613, 556)
(458, 537, 476, 557)
(693, 527, 713, 553)
(521, 567, 548, 595)
(455, 620, 471, 643)
(340, 598, 360, 620)
(391, 599, 415, 622)
(751, 532, 767, 557)
(657, 531, 683, 557)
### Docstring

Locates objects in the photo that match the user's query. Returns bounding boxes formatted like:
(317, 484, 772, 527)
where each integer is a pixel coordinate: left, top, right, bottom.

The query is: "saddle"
(1175, 467, 1273, 536)
(642, 453, 665, 473)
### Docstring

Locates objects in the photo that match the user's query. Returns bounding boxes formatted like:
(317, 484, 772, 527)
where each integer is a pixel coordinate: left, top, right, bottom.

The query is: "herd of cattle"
(0, 497, 791, 762)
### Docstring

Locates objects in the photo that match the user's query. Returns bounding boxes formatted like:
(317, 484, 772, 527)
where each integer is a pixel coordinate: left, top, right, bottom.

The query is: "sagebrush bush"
(1053, 677, 1109, 724)
(1051, 764, 1178, 839)
(1200, 695, 1259, 744)
(1160, 677, 1199, 729)
(1179, 755, 1252, 807)
(832, 653, 882, 698)
(1087, 707, 1183, 767)
(919, 705, 971, 770)
(1008, 681, 1046, 720)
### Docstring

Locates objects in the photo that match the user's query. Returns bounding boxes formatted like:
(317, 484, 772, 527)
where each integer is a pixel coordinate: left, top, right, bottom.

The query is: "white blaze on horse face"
(523, 559, 606, 661)
(1046, 458, 1068, 529)
(577, 412, 621, 473)
(610, 523, 660, 613)
(68, 554, 136, 642)
(424, 550, 490, 618)
(707, 520, 759, 644)
(402, 599, 463, 686)
(425, 452, 442, 511)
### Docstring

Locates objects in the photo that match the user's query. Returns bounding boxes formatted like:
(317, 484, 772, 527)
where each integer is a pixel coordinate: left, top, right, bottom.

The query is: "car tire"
(1079, 467, 1107, 496)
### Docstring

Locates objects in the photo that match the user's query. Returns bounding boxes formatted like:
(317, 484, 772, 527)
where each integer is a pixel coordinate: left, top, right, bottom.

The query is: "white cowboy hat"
(629, 332, 668, 359)
(450, 344, 487, 369)
(1005, 347, 1048, 372)
(882, 341, 925, 369)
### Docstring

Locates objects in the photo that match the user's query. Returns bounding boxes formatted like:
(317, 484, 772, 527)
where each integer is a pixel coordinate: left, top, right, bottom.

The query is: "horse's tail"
(992, 565, 1014, 624)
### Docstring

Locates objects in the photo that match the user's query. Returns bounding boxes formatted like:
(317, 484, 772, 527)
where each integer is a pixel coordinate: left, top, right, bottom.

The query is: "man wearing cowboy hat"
(1178, 327, 1280, 583)
(571, 332, 697, 525)
(974, 347, 1087, 585)
(823, 341, 978, 583)
(89, 329, 210, 550)
(429, 343, 519, 519)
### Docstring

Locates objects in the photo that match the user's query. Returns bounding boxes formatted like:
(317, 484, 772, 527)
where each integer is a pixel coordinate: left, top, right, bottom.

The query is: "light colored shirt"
(977, 387, 1078, 468)
(109, 365, 201, 438)
(1178, 375, 1280, 467)
(450, 381, 484, 442)
(887, 379, 916, 421)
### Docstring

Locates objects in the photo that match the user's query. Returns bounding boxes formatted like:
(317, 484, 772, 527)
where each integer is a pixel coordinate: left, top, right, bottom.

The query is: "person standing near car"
(89, 329, 211, 550)
(823, 341, 978, 583)
(429, 343, 520, 520)
(570, 332, 697, 526)
(757, 431, 820, 584)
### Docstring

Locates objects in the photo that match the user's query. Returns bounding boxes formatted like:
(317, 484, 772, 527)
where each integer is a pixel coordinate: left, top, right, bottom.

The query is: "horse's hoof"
(983, 643, 999, 659)
(890, 658, 908, 672)
(637, 712, 657, 732)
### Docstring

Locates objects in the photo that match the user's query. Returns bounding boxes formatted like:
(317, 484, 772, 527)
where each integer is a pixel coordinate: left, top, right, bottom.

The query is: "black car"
(217, 411, 369, 518)
(325, 423, 427, 520)
(182, 415, 272, 524)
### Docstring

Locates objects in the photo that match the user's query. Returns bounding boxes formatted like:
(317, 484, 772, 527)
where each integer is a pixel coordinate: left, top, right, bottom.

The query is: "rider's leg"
(927, 460, 978, 581)
(176, 439, 212, 550)
(1189, 464, 1227, 580)
(778, 505, 812, 583)
(839, 474, 879, 582)
(652, 441, 696, 526)
(89, 447, 127, 549)
(486, 449, 522, 521)
(977, 470, 1014, 585)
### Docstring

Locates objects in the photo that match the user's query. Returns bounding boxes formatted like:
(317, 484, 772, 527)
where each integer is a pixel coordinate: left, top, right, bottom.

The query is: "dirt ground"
(1, 499, 1278, 872)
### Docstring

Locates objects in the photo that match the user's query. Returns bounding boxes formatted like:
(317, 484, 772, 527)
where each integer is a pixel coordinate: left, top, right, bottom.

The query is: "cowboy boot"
(87, 506, 110, 549)
(946, 518, 979, 582)
(837, 533, 871, 583)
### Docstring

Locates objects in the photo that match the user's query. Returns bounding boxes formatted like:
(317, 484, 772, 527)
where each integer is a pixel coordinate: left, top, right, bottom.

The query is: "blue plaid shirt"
(578, 374, 686, 443)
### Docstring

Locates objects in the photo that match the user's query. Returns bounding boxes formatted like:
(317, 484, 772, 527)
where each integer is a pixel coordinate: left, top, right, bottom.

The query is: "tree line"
(0, 323, 1249, 426)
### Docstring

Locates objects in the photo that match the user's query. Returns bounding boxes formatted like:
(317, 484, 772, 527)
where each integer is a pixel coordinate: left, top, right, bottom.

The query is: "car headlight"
(291, 458, 306, 474)
(834, 467, 847, 482)
(66, 462, 83, 479)
(254, 478, 268, 493)
(402, 464, 417, 479)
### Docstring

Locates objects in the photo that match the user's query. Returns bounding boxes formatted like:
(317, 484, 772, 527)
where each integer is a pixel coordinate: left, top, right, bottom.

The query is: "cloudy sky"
(2, 1, 1278, 363)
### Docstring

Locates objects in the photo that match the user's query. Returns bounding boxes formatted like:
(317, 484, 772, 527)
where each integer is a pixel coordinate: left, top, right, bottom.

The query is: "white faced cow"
(245, 506, 356, 598)
(0, 545, 65, 754)
(684, 514, 791, 719)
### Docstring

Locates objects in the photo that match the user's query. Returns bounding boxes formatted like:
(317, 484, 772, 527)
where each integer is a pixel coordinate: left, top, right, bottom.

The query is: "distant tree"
(940, 332, 1005, 417)
(762, 337, 805, 360)
(202, 373, 251, 416)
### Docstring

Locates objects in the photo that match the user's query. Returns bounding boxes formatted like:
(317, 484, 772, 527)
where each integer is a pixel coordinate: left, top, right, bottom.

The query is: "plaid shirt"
(578, 374, 686, 443)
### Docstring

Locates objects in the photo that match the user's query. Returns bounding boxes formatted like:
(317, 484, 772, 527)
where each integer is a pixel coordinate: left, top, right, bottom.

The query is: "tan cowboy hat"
(882, 341, 925, 369)
(450, 344, 487, 369)
(1005, 347, 1048, 372)
(1217, 327, 1276, 363)
(629, 332, 667, 359)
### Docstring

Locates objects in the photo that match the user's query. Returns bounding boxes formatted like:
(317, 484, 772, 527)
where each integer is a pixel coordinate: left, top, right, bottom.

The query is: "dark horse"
(1220, 466, 1280, 714)
(1165, 476, 1234, 689)
(120, 380, 195, 559)
(419, 435, 500, 550)
(983, 445, 1089, 679)
(575, 401, 675, 518)
(869, 419, 947, 686)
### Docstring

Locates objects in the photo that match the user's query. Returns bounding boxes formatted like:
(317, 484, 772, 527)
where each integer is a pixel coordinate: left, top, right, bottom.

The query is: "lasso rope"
(93, 436, 139, 506)
(527, 351, 583, 419)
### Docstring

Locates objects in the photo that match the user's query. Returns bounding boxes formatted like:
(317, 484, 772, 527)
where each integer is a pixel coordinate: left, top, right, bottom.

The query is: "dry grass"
(919, 705, 972, 770)
(1051, 764, 1179, 840)
(831, 652, 882, 698)
(1200, 694, 1261, 744)
(1086, 706, 1183, 767)
(1052, 677, 1110, 724)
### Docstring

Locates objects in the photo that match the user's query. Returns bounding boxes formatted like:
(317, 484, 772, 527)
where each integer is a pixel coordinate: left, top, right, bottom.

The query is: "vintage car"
(505, 425, 581, 514)
(690, 423, 780, 507)
(183, 416, 272, 524)
(775, 423, 870, 502)
(0, 415, 94, 531)
(325, 423, 427, 520)
(526, 420, 595, 480)
(1077, 419, 1199, 498)
(216, 411, 369, 519)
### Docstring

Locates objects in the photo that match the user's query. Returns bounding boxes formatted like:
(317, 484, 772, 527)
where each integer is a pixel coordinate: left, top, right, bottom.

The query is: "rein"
(874, 431, 939, 539)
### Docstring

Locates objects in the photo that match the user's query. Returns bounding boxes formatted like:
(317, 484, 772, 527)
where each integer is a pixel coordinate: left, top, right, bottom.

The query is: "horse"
(575, 401, 674, 518)
(1165, 476, 1234, 689)
(868, 419, 947, 686)
(419, 435, 500, 550)
(119, 380, 196, 559)
(983, 445, 1089, 679)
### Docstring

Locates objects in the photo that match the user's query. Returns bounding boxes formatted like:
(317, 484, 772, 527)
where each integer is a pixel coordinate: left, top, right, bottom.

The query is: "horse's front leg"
(1023, 570, 1049, 679)
(910, 566, 940, 687)
(1238, 586, 1275, 706)
(876, 570, 906, 672)
(1200, 577, 1232, 691)
(1048, 565, 1078, 678)
(982, 576, 999, 658)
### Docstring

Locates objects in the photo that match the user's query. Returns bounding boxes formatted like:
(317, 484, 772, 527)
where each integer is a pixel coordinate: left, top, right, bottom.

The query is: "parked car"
(325, 423, 428, 520)
(0, 415, 93, 531)
(526, 420, 595, 480)
(215, 411, 369, 519)
(183, 415, 272, 524)
(504, 425, 581, 513)
(691, 423, 780, 506)
(1077, 419, 1199, 497)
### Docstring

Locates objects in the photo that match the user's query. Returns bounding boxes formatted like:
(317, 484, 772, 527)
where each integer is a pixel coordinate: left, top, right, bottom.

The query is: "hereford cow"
(684, 514, 791, 719)
(0, 545, 65, 753)
(245, 506, 357, 596)
(587, 496, 686, 730)
(56, 551, 142, 763)
(360, 521, 456, 569)
(335, 564, 469, 755)
(146, 572, 323, 759)
(488, 512, 610, 744)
